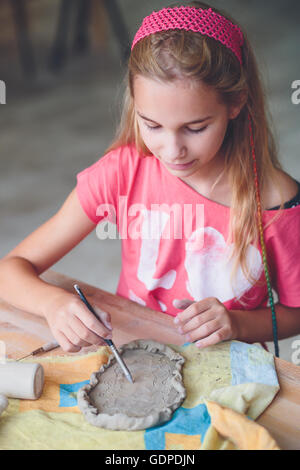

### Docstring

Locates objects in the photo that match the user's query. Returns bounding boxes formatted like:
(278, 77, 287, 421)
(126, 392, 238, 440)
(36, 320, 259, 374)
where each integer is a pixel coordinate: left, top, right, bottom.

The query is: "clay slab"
(77, 340, 186, 431)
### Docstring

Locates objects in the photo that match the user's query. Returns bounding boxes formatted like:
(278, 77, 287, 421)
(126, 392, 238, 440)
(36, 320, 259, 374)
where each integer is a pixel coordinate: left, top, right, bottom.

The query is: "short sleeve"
(266, 207, 300, 308)
(76, 149, 120, 225)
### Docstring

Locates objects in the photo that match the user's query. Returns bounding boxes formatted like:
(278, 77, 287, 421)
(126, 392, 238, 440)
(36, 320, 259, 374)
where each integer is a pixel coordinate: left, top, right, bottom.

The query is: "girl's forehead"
(133, 75, 223, 118)
(134, 74, 212, 94)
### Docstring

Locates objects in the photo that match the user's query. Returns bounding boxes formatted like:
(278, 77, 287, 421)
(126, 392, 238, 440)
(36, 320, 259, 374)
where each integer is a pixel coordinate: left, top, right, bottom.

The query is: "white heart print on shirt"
(133, 209, 263, 307)
(185, 226, 263, 303)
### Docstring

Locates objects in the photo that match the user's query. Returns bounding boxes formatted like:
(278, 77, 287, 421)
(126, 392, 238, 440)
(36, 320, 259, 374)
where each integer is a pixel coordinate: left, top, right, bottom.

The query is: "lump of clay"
(77, 339, 186, 431)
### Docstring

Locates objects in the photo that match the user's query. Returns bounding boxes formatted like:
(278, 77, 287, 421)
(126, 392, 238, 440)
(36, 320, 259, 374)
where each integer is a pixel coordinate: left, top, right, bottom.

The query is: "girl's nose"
(161, 135, 186, 163)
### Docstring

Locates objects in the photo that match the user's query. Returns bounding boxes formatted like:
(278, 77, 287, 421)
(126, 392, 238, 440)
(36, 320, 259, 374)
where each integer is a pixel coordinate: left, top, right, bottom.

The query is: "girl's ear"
(228, 91, 248, 120)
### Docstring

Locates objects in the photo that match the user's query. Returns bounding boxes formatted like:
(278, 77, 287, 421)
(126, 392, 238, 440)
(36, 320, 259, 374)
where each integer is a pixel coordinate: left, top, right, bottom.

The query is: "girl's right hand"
(43, 292, 113, 352)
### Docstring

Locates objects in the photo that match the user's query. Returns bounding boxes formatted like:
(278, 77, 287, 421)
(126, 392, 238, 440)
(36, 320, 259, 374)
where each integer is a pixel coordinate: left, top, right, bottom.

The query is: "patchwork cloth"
(0, 340, 280, 450)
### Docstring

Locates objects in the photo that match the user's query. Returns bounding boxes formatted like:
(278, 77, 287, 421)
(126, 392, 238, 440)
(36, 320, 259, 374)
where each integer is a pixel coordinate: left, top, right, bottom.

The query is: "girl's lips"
(164, 160, 196, 170)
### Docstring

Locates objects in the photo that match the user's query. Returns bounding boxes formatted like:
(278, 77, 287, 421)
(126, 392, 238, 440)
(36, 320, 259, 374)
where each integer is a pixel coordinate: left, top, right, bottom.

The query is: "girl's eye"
(144, 123, 208, 133)
(187, 126, 208, 133)
(145, 123, 160, 131)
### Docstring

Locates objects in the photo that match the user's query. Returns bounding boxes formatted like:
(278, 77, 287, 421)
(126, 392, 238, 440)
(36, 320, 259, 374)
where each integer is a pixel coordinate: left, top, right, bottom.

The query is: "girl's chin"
(167, 163, 199, 176)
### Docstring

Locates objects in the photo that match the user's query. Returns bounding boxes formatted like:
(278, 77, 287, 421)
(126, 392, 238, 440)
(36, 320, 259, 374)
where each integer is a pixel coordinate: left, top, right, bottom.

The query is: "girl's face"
(134, 76, 239, 181)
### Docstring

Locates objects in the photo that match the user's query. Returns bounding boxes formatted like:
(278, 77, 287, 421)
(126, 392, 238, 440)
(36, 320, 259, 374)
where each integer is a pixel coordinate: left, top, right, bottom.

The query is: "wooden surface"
(1, 269, 300, 450)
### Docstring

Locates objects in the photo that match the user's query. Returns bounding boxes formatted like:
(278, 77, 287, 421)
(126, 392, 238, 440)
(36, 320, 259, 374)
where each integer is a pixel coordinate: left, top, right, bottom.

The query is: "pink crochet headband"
(131, 6, 244, 65)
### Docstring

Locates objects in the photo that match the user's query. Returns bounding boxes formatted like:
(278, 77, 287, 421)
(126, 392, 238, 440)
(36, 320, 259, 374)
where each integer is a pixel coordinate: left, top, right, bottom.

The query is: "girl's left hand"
(173, 297, 238, 348)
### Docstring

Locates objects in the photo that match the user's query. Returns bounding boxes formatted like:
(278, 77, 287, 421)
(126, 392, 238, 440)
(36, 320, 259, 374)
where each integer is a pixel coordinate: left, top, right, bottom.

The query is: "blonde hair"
(107, 1, 284, 296)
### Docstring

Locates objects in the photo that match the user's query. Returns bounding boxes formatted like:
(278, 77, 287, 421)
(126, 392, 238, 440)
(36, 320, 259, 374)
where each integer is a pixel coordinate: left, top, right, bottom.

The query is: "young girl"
(1, 1, 300, 357)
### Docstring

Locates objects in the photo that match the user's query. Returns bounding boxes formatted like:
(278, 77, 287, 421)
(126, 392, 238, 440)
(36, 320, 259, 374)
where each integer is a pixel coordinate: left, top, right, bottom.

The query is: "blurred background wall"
(0, 0, 299, 361)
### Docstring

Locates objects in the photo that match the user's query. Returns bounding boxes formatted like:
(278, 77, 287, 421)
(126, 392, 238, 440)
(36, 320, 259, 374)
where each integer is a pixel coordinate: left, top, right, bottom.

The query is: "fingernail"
(174, 317, 179, 324)
(196, 341, 202, 348)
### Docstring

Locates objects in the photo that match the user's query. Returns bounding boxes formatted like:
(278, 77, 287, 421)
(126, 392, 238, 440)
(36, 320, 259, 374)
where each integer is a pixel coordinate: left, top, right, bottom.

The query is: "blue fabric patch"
(230, 342, 279, 387)
(144, 403, 210, 450)
(59, 380, 89, 407)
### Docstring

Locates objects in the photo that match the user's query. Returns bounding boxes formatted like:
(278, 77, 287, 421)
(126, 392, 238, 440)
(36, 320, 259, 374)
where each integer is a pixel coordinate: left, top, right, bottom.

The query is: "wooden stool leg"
(102, 0, 130, 64)
(10, 0, 37, 78)
(73, 0, 92, 54)
(48, 0, 73, 72)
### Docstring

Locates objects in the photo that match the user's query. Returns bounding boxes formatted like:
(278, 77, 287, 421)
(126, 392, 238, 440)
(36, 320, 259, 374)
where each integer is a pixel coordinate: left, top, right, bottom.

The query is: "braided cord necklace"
(248, 113, 279, 357)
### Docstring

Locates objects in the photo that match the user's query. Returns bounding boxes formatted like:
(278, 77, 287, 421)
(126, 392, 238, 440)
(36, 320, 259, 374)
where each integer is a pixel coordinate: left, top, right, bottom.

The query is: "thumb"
(173, 298, 195, 310)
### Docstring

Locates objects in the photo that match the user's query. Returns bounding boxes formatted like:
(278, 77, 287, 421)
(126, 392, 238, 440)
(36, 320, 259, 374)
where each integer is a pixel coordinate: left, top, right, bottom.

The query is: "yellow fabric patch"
(172, 342, 232, 408)
(205, 401, 280, 450)
(165, 433, 201, 450)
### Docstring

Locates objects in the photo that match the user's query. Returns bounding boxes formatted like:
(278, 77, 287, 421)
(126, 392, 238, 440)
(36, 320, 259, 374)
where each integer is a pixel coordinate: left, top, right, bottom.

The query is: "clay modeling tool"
(17, 340, 59, 361)
(73, 284, 134, 384)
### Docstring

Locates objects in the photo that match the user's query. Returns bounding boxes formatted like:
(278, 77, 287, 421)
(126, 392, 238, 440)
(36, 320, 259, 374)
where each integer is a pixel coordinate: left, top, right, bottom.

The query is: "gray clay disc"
(77, 339, 186, 431)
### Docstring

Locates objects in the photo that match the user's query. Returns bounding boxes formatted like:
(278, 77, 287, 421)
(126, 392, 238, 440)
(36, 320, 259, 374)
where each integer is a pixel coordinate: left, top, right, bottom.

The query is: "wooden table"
(1, 270, 300, 450)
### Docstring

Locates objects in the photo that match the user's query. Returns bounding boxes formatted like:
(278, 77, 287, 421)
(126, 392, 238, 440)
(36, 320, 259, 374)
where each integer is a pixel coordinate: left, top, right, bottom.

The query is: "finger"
(54, 330, 81, 353)
(93, 306, 112, 331)
(173, 299, 194, 310)
(195, 327, 229, 349)
(72, 305, 113, 340)
(63, 323, 91, 348)
(68, 314, 109, 346)
(178, 311, 214, 335)
(174, 301, 209, 326)
(174, 298, 217, 326)
(185, 318, 220, 343)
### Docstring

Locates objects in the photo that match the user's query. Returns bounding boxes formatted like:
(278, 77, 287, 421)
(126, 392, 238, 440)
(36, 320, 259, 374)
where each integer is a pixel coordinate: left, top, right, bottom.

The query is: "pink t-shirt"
(76, 144, 300, 316)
